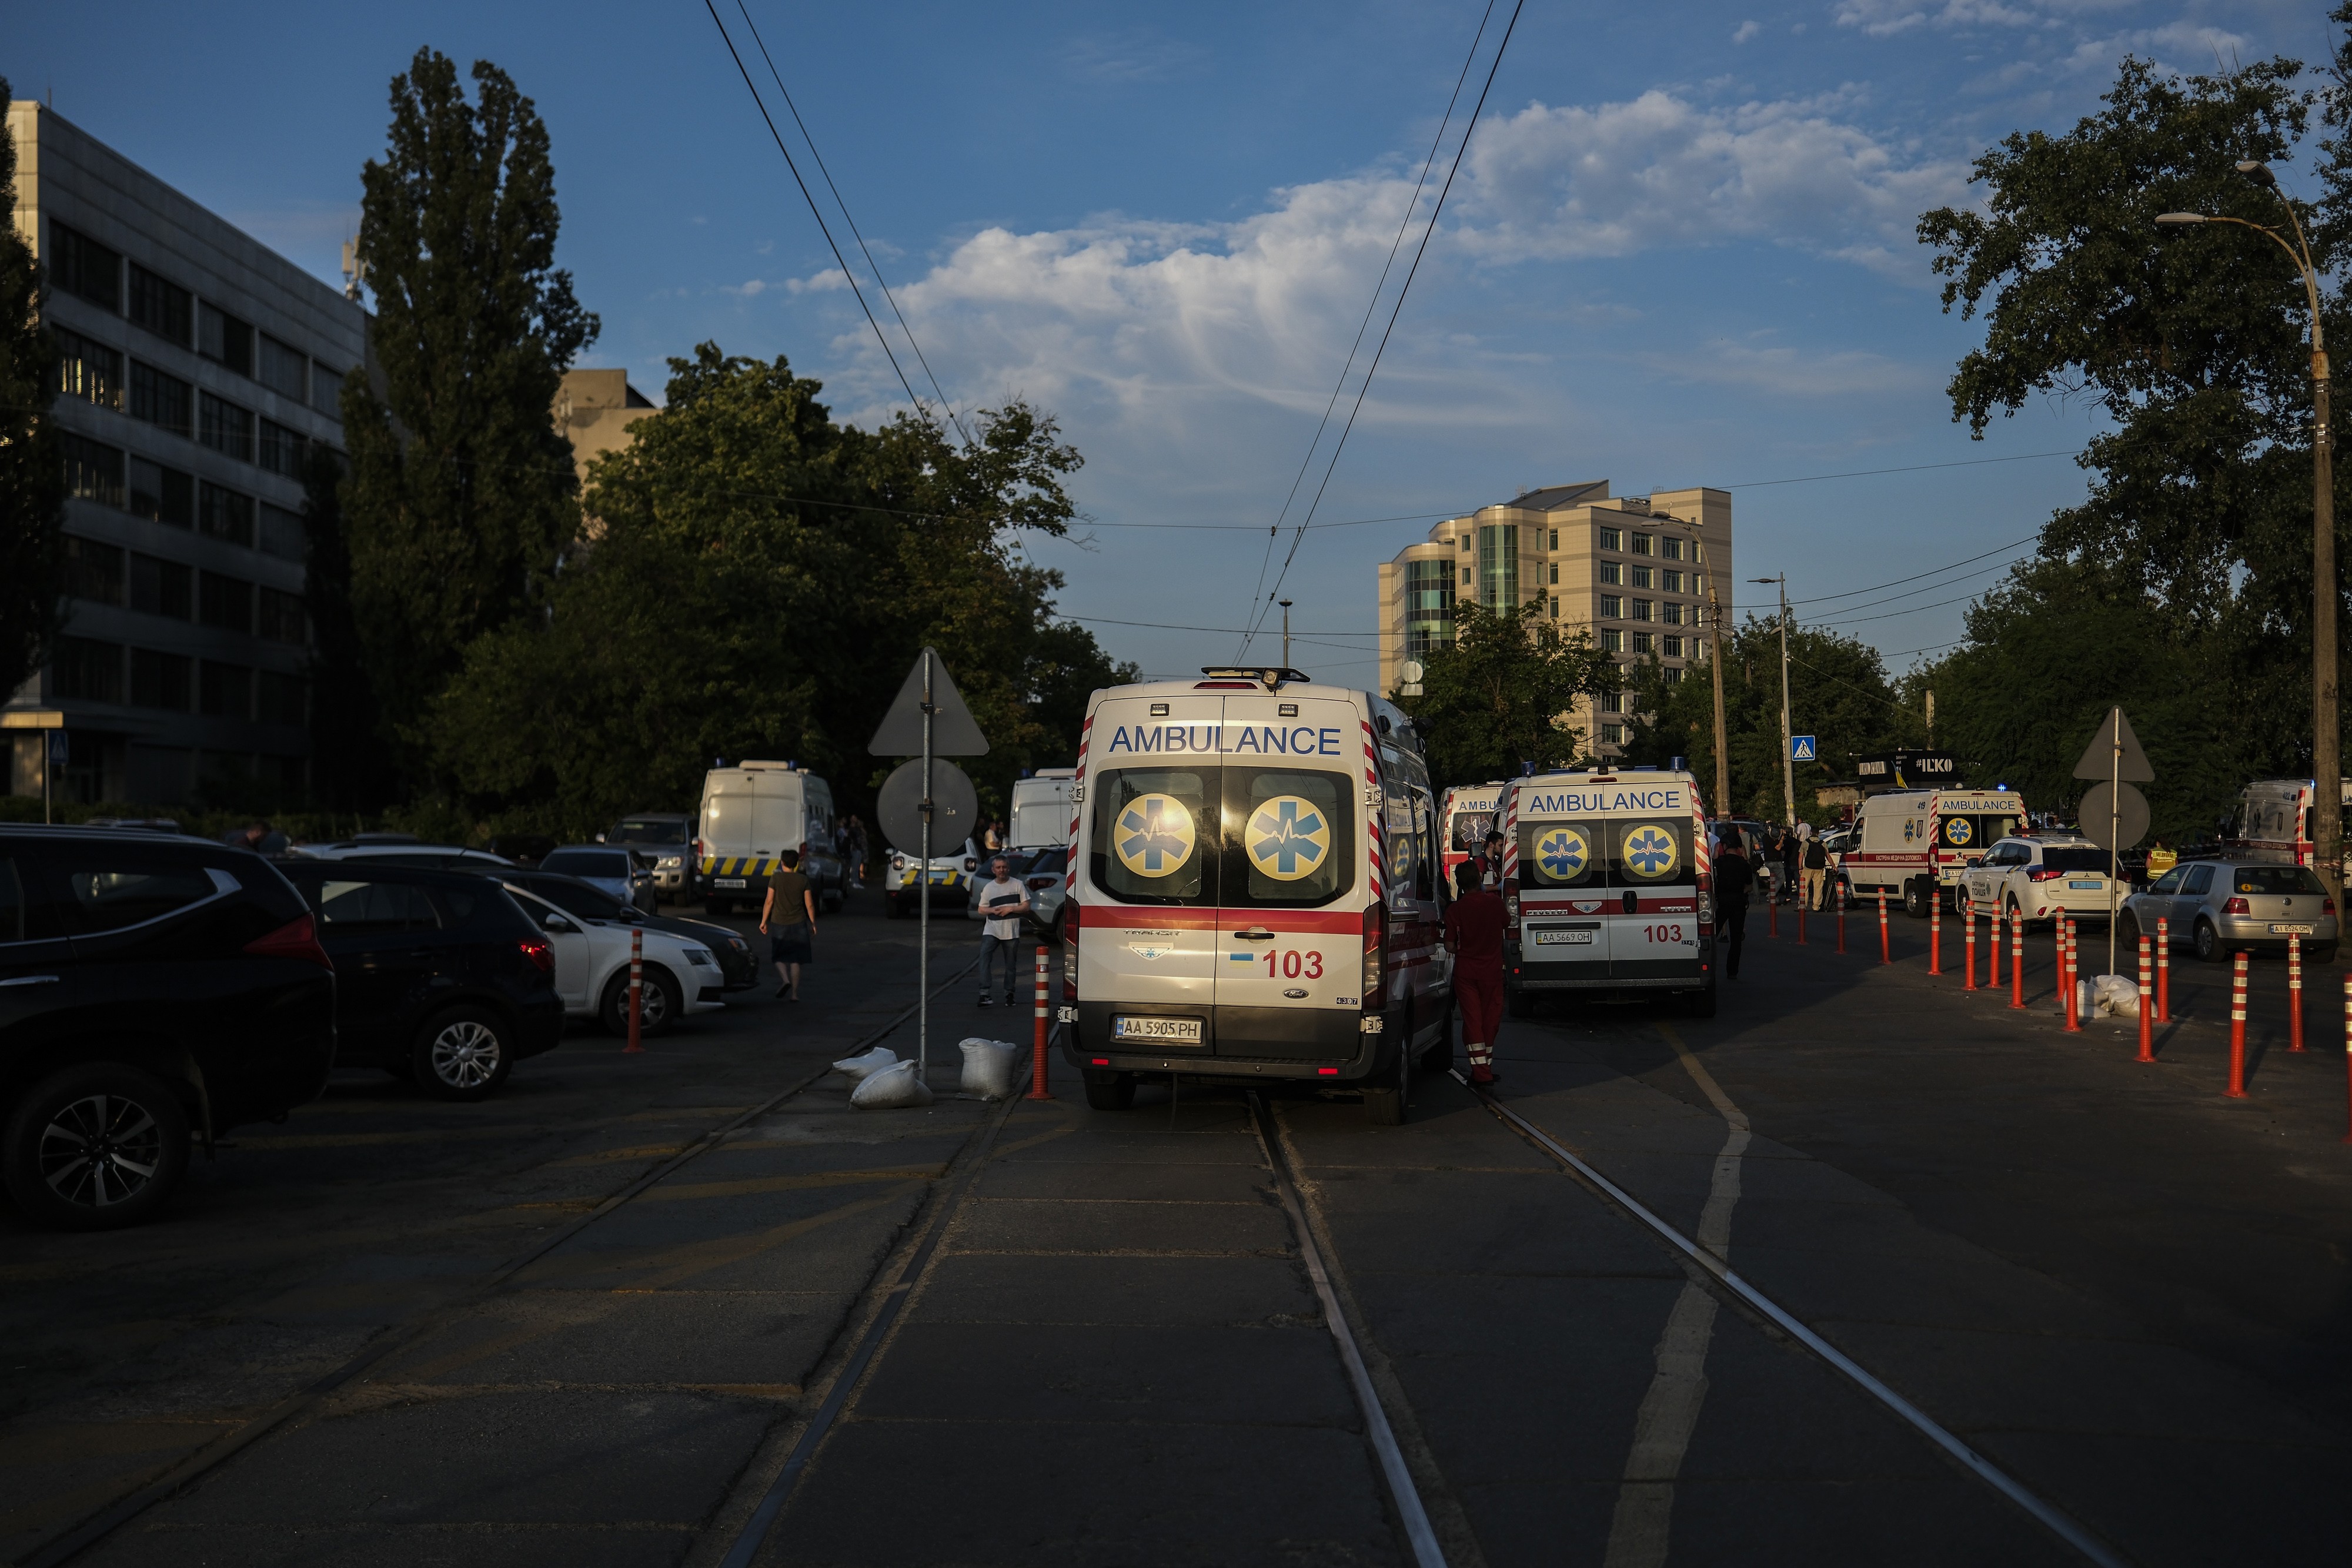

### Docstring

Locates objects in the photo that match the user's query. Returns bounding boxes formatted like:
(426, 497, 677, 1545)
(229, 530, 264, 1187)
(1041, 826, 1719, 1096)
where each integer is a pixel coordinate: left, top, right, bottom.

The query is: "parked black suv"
(0, 826, 336, 1231)
(276, 863, 563, 1101)
(500, 868, 757, 991)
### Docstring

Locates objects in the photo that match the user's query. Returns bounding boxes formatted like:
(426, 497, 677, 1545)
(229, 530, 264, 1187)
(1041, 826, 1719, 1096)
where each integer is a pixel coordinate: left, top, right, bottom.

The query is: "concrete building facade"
(554, 368, 656, 490)
(1377, 481, 1732, 758)
(8, 102, 366, 804)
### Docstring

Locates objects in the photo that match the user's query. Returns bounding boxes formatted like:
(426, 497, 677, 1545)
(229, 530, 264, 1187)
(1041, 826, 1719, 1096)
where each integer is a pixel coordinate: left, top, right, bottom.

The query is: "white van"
(1843, 787, 2026, 917)
(1010, 768, 1078, 851)
(696, 762, 846, 918)
(1502, 767, 1716, 1017)
(1060, 670, 1449, 1122)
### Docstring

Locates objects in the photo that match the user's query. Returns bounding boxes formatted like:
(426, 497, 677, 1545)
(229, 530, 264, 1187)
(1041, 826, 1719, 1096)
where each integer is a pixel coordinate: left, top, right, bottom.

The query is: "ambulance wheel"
(1361, 1046, 1408, 1126)
(1685, 979, 1718, 1019)
(1082, 1071, 1136, 1111)
(1903, 879, 1930, 920)
(1419, 995, 1454, 1075)
(1507, 989, 1536, 1020)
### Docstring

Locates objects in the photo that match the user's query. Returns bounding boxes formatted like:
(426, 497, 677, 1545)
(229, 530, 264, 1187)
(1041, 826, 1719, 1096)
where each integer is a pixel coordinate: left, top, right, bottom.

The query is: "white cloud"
(1638, 337, 1932, 396)
(1733, 19, 1763, 43)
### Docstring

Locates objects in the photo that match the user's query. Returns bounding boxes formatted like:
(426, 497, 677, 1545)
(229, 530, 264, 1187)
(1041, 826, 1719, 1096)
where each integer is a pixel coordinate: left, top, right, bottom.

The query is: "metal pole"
(42, 733, 52, 825)
(1778, 578, 1796, 829)
(2108, 707, 2121, 978)
(2314, 320, 2340, 912)
(1280, 599, 1293, 671)
(919, 650, 934, 1085)
(1709, 587, 1730, 818)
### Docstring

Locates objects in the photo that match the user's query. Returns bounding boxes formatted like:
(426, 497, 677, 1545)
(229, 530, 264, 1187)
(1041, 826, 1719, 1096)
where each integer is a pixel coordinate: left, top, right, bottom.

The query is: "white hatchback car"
(504, 885, 727, 1036)
(1960, 835, 2123, 927)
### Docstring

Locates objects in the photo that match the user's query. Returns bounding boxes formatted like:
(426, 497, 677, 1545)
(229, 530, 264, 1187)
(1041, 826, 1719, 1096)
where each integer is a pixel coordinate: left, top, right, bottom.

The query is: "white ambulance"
(2222, 777, 2352, 865)
(1501, 767, 1716, 1018)
(1440, 782, 1506, 888)
(1060, 669, 1449, 1123)
(1841, 787, 2026, 917)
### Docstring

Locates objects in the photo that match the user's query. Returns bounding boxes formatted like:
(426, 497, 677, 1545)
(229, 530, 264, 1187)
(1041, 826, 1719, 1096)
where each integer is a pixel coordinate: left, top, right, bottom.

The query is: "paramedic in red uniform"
(1445, 859, 1508, 1085)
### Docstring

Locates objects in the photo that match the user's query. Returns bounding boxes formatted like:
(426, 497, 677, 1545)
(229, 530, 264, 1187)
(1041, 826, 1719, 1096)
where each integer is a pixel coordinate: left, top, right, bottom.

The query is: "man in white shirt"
(975, 855, 1030, 1008)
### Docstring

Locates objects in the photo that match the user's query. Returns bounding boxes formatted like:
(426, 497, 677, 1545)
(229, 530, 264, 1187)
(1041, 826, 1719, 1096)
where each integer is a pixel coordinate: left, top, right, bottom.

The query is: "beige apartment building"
(554, 367, 656, 486)
(1377, 481, 1732, 757)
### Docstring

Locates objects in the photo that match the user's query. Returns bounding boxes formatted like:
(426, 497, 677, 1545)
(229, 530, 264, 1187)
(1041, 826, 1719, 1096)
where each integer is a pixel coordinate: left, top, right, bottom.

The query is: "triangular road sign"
(2072, 707, 2153, 783)
(868, 647, 990, 756)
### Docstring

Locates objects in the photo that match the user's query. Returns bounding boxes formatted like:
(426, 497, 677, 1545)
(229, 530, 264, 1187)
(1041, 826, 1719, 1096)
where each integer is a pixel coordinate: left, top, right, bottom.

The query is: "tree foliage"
(1396, 596, 1617, 789)
(0, 79, 64, 698)
(427, 345, 1132, 840)
(340, 49, 596, 773)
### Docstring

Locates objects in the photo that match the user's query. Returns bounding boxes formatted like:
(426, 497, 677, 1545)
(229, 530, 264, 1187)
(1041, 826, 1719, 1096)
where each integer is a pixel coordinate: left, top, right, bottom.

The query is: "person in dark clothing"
(1444, 859, 1508, 1085)
(1478, 830, 1507, 890)
(1713, 833, 1752, 979)
(1802, 830, 1829, 910)
(1778, 826, 1800, 904)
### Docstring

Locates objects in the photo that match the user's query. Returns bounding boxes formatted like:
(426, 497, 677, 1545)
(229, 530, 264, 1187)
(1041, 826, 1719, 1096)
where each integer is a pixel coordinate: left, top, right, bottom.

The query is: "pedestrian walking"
(1445, 859, 1508, 1085)
(974, 854, 1029, 1008)
(1715, 833, 1752, 979)
(1478, 830, 1507, 890)
(1800, 825, 1828, 910)
(1779, 824, 1800, 904)
(759, 848, 817, 1001)
(847, 815, 870, 889)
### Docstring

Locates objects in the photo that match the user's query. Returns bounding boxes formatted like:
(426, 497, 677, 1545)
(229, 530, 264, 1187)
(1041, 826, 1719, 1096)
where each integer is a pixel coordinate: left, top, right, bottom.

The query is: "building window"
(1663, 603, 1685, 626)
(1602, 692, 1623, 714)
(1601, 628, 1623, 653)
(54, 637, 124, 703)
(1599, 560, 1621, 586)
(1632, 599, 1654, 623)
(260, 503, 305, 561)
(1599, 593, 1623, 618)
(61, 433, 126, 507)
(1663, 636, 1684, 657)
(1663, 667, 1685, 684)
(1404, 557, 1455, 658)
(199, 482, 255, 547)
(51, 223, 122, 311)
(130, 648, 192, 711)
(129, 459, 195, 528)
(129, 361, 194, 436)
(1478, 523, 1518, 609)
(1548, 529, 1559, 550)
(198, 302, 255, 376)
(130, 554, 193, 619)
(1663, 569, 1683, 593)
(199, 571, 253, 633)
(199, 392, 255, 462)
(1692, 638, 1706, 660)
(55, 327, 123, 410)
(200, 661, 252, 719)
(129, 263, 193, 347)
(1601, 723, 1625, 745)
(1458, 533, 1471, 549)
(1598, 526, 1621, 551)
(258, 670, 308, 727)
(1549, 597, 1559, 618)
(257, 335, 308, 402)
(1546, 563, 1559, 586)
(1461, 566, 1472, 585)
(1632, 631, 1655, 654)
(1631, 533, 1654, 556)
(311, 361, 344, 418)
(1662, 537, 1683, 561)
(258, 587, 308, 646)
(1629, 564, 1652, 589)
(258, 419, 308, 478)
(65, 537, 125, 605)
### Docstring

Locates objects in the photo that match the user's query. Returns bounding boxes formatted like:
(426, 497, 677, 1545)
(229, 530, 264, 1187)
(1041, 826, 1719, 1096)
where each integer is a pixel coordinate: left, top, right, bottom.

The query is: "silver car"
(540, 844, 659, 916)
(2120, 858, 2339, 964)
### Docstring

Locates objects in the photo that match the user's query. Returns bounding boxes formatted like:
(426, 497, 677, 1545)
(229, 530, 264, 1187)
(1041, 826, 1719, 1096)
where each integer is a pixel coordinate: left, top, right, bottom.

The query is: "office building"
(8, 102, 367, 804)
(554, 367, 656, 489)
(1377, 482, 1732, 757)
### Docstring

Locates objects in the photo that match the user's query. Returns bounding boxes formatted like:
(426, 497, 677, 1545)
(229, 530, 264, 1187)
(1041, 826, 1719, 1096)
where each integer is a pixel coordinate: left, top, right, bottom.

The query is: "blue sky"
(11, 1, 2326, 687)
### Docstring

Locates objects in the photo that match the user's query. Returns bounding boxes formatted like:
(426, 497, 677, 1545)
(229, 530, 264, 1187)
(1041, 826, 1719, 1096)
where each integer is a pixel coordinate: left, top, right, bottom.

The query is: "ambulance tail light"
(1505, 890, 1519, 931)
(1361, 904, 1385, 1008)
(1063, 902, 1081, 1002)
(1696, 868, 1713, 927)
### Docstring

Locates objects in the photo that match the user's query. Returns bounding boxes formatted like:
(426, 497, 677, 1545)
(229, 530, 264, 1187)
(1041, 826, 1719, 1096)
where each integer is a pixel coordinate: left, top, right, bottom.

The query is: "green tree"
(341, 48, 597, 772)
(0, 78, 64, 700)
(300, 445, 393, 811)
(1396, 596, 1616, 789)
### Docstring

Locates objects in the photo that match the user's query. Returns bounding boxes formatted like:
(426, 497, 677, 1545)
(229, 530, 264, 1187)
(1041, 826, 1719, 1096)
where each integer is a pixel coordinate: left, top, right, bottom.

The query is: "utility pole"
(1752, 574, 1795, 827)
(1279, 599, 1293, 671)
(1708, 586, 1730, 817)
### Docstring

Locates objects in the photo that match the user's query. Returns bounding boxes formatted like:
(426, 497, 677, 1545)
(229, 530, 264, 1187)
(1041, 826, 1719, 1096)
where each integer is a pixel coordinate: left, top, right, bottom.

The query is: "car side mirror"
(542, 912, 578, 934)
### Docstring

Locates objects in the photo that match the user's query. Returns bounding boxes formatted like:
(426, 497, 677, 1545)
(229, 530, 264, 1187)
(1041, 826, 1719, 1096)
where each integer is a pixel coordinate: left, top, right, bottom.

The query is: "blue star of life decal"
(1115, 794, 1195, 877)
(1624, 824, 1678, 879)
(1248, 795, 1331, 882)
(1535, 827, 1590, 882)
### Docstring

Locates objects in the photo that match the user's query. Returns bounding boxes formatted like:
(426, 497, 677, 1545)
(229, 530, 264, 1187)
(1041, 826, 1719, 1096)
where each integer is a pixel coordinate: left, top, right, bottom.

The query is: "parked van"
(1502, 767, 1715, 1017)
(1010, 768, 1079, 850)
(2223, 777, 2352, 865)
(1842, 787, 2026, 917)
(1061, 669, 1448, 1122)
(696, 763, 847, 917)
(1440, 782, 1506, 887)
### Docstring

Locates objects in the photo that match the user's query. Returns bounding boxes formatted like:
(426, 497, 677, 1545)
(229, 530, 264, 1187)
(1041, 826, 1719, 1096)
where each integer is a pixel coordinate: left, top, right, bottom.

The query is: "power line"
(1243, 0, 1531, 656)
(1788, 554, 2029, 620)
(1782, 535, 2037, 607)
(701, 1, 932, 423)
(731, 0, 971, 448)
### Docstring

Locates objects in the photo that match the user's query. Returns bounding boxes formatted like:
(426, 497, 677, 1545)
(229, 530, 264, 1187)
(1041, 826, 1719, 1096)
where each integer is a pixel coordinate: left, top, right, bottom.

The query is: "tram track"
(15, 958, 980, 1568)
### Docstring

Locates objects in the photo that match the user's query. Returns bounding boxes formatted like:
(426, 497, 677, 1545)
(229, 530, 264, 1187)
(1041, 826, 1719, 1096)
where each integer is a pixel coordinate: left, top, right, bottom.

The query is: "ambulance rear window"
(1234, 767, 1352, 908)
(1091, 768, 1215, 904)
(1516, 817, 1693, 889)
(1449, 810, 1494, 850)
(1087, 764, 1357, 908)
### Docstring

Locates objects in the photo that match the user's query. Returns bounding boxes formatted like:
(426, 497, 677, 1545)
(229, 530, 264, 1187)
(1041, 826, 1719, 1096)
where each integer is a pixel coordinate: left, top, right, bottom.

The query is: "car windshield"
(542, 850, 631, 878)
(524, 876, 630, 920)
(2039, 848, 2110, 874)
(609, 819, 687, 845)
(2232, 865, 2328, 895)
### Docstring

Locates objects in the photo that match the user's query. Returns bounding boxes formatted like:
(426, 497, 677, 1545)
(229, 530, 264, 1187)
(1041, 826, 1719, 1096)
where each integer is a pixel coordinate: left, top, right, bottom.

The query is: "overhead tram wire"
(1235, 0, 1501, 650)
(702, 1, 932, 424)
(1243, 0, 1531, 658)
(731, 0, 971, 449)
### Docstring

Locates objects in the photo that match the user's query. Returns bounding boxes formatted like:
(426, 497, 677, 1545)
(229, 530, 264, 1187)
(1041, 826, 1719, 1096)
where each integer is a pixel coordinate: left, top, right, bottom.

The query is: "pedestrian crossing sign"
(1791, 735, 1817, 761)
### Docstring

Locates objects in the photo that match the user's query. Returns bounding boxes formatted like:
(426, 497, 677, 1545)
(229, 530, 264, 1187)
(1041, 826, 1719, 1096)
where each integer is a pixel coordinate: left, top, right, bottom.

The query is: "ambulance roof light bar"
(1198, 666, 1310, 691)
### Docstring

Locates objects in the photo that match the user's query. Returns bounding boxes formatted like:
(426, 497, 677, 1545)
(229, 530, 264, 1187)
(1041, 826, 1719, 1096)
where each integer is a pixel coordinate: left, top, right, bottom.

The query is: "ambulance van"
(1842, 786, 2026, 917)
(1441, 782, 1506, 887)
(1060, 669, 1449, 1123)
(1502, 767, 1716, 1018)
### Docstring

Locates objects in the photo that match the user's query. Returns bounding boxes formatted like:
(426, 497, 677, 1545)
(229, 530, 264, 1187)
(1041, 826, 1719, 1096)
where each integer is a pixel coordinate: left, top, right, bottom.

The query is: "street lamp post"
(2157, 165, 2338, 904)
(1752, 574, 1796, 828)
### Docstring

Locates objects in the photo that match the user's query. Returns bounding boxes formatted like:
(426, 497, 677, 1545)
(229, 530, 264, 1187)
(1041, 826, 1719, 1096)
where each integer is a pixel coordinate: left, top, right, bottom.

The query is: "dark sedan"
(500, 868, 758, 991)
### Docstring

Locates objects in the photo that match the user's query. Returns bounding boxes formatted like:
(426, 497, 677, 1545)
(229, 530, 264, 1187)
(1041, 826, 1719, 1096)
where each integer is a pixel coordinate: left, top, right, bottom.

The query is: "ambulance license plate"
(713, 878, 747, 890)
(2270, 922, 2316, 935)
(2067, 881, 2100, 890)
(1534, 928, 1594, 945)
(1113, 1016, 1202, 1042)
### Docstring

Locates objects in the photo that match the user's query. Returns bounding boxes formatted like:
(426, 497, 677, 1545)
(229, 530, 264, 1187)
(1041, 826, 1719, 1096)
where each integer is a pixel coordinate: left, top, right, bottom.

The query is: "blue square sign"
(1791, 735, 1817, 761)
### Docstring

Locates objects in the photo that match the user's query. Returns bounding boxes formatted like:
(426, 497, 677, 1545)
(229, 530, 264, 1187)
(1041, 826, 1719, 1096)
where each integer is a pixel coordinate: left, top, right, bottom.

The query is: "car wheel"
(2193, 918, 2223, 964)
(2118, 910, 2141, 947)
(1362, 1035, 1409, 1126)
(1082, 1070, 1137, 1111)
(602, 964, 682, 1037)
(413, 1006, 514, 1102)
(2, 1064, 192, 1231)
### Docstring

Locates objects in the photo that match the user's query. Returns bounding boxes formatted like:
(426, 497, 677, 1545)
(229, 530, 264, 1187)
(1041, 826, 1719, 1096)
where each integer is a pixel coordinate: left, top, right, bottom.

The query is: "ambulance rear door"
(1515, 785, 1612, 978)
(1599, 781, 1702, 979)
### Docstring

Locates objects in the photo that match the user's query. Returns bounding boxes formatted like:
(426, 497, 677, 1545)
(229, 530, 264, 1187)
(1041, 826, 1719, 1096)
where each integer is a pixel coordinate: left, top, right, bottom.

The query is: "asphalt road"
(4, 886, 2347, 1566)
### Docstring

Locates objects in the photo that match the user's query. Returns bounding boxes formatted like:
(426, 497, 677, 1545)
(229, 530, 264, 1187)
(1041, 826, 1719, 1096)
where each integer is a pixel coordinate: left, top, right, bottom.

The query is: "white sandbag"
(959, 1037, 1025, 1100)
(2092, 974, 2140, 1018)
(832, 1046, 898, 1082)
(850, 1059, 934, 1109)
